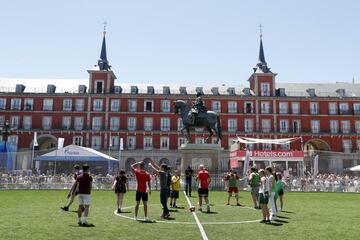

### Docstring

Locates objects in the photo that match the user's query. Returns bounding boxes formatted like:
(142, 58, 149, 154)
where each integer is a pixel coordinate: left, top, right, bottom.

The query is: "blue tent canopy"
(34, 145, 118, 162)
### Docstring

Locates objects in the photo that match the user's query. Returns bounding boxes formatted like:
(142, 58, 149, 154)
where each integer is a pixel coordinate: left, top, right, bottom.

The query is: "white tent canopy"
(236, 136, 302, 145)
(34, 145, 117, 162)
(349, 165, 360, 172)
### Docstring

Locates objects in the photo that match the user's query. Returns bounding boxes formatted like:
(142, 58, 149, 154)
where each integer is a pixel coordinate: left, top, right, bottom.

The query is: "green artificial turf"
(0, 190, 358, 240)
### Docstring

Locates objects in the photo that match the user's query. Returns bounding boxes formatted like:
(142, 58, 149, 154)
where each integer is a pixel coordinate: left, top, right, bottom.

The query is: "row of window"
(2, 98, 360, 115)
(2, 115, 360, 134)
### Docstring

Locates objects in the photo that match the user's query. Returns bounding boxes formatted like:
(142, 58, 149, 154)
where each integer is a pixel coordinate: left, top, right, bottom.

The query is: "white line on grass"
(183, 191, 209, 240)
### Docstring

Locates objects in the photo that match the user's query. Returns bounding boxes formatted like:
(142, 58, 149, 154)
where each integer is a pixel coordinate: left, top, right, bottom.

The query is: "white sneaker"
(134, 216, 138, 221)
(278, 208, 282, 212)
(144, 217, 150, 222)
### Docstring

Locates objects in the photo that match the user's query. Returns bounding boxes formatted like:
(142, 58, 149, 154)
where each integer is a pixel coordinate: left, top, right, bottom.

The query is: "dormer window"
(260, 83, 270, 96)
(95, 80, 104, 94)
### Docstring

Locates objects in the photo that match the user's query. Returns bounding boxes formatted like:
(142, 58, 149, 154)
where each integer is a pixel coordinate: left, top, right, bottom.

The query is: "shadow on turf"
(267, 222, 283, 227)
(274, 219, 289, 224)
(281, 210, 295, 214)
(201, 211, 218, 214)
(277, 215, 290, 219)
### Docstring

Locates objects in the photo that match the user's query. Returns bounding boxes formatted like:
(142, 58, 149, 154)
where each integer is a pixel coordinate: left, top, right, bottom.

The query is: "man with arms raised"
(131, 161, 151, 221)
(76, 164, 93, 226)
(196, 164, 211, 213)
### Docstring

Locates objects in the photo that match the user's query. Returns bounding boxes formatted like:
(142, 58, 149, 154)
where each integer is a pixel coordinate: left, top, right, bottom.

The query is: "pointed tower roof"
(253, 26, 271, 73)
(97, 23, 111, 71)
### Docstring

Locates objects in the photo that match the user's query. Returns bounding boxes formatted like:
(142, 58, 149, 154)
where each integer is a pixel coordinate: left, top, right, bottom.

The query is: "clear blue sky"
(1, 0, 360, 86)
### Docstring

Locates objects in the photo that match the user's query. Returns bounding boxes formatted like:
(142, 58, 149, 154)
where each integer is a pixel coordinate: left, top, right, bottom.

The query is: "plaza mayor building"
(1, 32, 360, 175)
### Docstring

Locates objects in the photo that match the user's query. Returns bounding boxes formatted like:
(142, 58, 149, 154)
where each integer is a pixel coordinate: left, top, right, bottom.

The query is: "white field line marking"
(183, 191, 209, 240)
(114, 204, 262, 225)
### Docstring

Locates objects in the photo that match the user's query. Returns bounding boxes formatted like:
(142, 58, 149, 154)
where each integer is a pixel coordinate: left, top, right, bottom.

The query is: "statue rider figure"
(189, 92, 207, 124)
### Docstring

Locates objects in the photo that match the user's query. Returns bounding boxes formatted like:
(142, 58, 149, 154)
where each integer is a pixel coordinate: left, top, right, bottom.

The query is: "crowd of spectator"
(1, 170, 359, 193)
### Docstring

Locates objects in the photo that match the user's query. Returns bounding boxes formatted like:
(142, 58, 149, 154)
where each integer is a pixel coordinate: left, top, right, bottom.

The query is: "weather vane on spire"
(103, 21, 107, 35)
(259, 24, 263, 39)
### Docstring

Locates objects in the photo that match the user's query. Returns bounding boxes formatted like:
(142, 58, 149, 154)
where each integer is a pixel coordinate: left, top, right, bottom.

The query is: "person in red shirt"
(196, 164, 211, 212)
(76, 164, 93, 226)
(131, 161, 151, 221)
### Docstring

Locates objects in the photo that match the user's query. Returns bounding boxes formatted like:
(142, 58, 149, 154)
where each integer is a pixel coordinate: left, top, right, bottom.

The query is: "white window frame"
(279, 119, 289, 133)
(143, 137, 153, 150)
(24, 98, 33, 111)
(92, 117, 102, 131)
(310, 102, 319, 115)
(311, 120, 320, 133)
(178, 137, 186, 148)
(11, 98, 21, 110)
(127, 117, 136, 131)
(161, 118, 170, 131)
(262, 119, 271, 133)
(144, 117, 153, 131)
(91, 136, 101, 150)
(74, 117, 84, 130)
(43, 99, 53, 111)
(144, 100, 154, 112)
(339, 103, 349, 114)
(0, 98, 6, 110)
(260, 83, 270, 97)
(94, 80, 104, 94)
(341, 120, 350, 134)
(160, 137, 170, 150)
(110, 136, 120, 150)
(127, 136, 136, 150)
(342, 139, 352, 153)
(75, 99, 85, 111)
(63, 99, 72, 111)
(93, 99, 103, 112)
(261, 101, 270, 114)
(62, 116, 71, 130)
(328, 102, 337, 115)
(211, 101, 221, 113)
(42, 116, 52, 130)
(73, 136, 83, 146)
(228, 101, 237, 113)
(244, 102, 253, 114)
(195, 137, 204, 144)
(292, 120, 301, 133)
(330, 120, 338, 134)
(279, 102, 288, 114)
(10, 116, 20, 129)
(177, 118, 184, 131)
(353, 103, 360, 115)
(110, 99, 120, 112)
(228, 119, 237, 132)
(128, 99, 137, 112)
(110, 117, 120, 131)
(355, 121, 360, 134)
(244, 119, 253, 132)
(161, 100, 171, 112)
(23, 116, 32, 130)
(291, 102, 300, 114)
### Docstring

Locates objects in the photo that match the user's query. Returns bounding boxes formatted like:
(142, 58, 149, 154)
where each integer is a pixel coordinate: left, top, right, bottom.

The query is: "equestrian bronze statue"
(173, 93, 222, 144)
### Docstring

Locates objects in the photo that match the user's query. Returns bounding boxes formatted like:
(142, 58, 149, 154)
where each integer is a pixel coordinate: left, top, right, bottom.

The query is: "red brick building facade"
(1, 33, 360, 174)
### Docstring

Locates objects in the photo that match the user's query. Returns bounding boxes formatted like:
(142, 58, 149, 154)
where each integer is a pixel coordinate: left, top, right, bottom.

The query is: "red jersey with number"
(197, 170, 210, 188)
(132, 166, 151, 193)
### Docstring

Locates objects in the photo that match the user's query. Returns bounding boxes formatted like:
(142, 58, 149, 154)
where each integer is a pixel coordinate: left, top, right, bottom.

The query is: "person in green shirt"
(275, 173, 285, 211)
(248, 167, 260, 209)
(224, 169, 241, 206)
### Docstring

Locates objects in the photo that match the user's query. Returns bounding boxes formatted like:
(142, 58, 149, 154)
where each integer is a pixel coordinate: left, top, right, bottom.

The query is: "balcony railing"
(339, 109, 350, 115)
(279, 108, 288, 114)
(354, 110, 360, 115)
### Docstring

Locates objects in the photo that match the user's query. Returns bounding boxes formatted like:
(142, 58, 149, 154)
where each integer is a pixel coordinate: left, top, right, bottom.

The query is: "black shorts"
(136, 191, 148, 202)
(278, 189, 284, 196)
(198, 188, 209, 197)
(115, 187, 127, 194)
(171, 190, 179, 199)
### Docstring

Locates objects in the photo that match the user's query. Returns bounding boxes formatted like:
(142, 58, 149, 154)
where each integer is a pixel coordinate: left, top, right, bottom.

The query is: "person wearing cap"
(76, 164, 93, 226)
(61, 164, 81, 211)
(112, 169, 129, 213)
(149, 159, 170, 219)
(196, 164, 211, 212)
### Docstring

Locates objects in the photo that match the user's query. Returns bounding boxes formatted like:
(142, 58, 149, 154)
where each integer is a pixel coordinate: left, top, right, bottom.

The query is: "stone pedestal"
(180, 144, 223, 174)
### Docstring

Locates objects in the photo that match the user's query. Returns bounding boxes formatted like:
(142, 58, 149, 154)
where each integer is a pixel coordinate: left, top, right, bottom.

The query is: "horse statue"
(173, 100, 222, 144)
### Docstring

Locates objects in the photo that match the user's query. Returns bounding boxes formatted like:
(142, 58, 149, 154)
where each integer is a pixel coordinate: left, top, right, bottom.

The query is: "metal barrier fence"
(1, 175, 359, 193)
